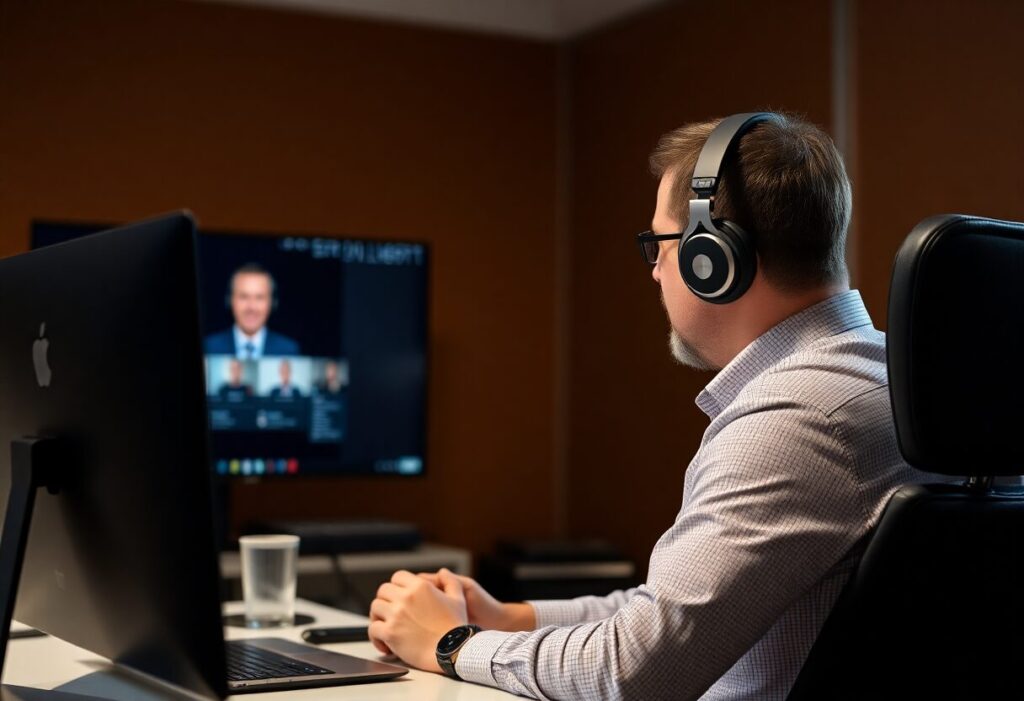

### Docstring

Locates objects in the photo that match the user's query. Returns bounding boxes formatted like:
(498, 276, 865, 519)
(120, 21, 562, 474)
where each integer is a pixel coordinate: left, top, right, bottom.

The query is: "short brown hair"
(649, 113, 851, 291)
(231, 262, 276, 296)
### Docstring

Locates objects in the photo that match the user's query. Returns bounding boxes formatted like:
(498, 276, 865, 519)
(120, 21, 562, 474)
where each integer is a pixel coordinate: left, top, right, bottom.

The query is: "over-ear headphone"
(225, 263, 279, 311)
(679, 112, 780, 304)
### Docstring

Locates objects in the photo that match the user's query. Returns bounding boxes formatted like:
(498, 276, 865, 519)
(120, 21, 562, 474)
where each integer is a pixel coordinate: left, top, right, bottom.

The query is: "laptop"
(223, 637, 405, 693)
(0, 212, 407, 698)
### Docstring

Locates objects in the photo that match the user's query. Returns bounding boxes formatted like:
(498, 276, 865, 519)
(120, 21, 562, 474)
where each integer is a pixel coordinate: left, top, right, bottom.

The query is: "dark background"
(3, 0, 1023, 573)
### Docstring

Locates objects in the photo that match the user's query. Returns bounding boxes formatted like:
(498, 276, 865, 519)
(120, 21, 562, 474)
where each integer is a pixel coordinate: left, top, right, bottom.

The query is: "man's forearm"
(500, 602, 537, 631)
(527, 587, 638, 627)
(456, 589, 720, 700)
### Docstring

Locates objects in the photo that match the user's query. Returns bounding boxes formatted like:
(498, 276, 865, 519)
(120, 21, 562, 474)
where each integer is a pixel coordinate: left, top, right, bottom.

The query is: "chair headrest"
(887, 215, 1024, 476)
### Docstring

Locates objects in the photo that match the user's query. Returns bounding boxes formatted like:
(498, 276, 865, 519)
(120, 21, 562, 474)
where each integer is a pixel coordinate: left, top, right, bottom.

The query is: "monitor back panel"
(0, 214, 228, 699)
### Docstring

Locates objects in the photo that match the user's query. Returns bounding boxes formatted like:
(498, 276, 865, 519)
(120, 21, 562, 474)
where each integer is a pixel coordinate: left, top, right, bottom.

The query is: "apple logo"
(33, 322, 51, 388)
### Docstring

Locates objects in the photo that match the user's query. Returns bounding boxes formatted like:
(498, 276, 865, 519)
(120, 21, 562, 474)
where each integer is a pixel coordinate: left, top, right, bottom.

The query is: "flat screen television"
(32, 221, 428, 479)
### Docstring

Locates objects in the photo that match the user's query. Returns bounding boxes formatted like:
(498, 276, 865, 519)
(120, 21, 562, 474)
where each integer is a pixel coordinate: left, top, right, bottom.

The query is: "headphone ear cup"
(714, 220, 756, 303)
(678, 219, 757, 304)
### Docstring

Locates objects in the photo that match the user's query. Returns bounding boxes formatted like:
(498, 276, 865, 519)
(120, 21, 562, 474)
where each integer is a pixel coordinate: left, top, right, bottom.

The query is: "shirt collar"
(234, 325, 266, 354)
(695, 289, 873, 419)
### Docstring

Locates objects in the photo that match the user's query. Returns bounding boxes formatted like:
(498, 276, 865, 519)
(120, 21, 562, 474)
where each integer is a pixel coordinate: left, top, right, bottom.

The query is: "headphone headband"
(691, 112, 779, 199)
(677, 112, 779, 304)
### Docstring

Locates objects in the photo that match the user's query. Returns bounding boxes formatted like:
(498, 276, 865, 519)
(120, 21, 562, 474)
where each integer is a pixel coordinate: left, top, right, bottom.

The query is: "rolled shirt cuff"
(454, 629, 513, 687)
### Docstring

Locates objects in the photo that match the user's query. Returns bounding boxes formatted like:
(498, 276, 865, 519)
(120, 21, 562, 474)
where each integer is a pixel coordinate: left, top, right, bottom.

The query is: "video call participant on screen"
(204, 263, 300, 359)
(268, 358, 302, 398)
(314, 360, 344, 396)
(216, 358, 253, 401)
(365, 113, 933, 699)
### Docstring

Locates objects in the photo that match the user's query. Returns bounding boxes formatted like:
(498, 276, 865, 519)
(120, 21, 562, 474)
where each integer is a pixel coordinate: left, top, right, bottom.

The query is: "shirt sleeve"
(455, 400, 871, 700)
(528, 588, 639, 627)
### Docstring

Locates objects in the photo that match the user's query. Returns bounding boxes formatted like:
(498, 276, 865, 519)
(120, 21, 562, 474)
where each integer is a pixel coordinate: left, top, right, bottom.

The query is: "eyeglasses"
(636, 230, 686, 265)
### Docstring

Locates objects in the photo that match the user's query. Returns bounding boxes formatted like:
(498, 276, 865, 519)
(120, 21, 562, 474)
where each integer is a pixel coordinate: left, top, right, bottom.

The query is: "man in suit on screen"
(204, 262, 300, 358)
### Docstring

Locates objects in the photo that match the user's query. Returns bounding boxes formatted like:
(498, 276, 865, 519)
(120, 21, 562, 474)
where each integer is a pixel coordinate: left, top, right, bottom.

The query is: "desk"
(3, 599, 516, 700)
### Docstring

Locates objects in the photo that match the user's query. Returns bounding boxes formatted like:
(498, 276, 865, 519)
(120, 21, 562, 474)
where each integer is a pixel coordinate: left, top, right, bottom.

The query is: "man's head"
(230, 263, 276, 337)
(227, 358, 243, 386)
(278, 358, 292, 385)
(324, 361, 339, 385)
(648, 113, 852, 370)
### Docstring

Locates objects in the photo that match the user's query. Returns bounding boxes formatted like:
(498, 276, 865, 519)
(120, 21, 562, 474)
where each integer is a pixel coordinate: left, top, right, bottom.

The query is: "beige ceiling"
(194, 0, 668, 40)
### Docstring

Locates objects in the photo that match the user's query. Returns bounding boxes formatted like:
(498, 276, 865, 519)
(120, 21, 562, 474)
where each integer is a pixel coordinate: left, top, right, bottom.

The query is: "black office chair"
(786, 215, 1024, 701)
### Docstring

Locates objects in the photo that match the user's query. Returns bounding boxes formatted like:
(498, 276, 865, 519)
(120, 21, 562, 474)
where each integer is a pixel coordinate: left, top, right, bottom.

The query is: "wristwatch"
(436, 624, 482, 679)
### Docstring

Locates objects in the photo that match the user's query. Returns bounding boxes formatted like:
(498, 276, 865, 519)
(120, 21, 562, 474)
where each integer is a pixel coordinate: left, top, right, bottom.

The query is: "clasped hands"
(368, 568, 535, 674)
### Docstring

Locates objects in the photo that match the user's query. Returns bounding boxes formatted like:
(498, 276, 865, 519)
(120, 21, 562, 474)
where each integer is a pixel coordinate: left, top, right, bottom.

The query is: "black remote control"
(301, 626, 370, 644)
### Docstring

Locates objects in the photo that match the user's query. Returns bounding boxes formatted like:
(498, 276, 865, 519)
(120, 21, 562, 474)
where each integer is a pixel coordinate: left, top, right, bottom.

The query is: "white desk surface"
(4, 599, 517, 700)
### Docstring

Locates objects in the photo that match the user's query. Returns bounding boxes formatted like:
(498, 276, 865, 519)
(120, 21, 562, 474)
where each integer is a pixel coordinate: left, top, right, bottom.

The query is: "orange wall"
(2, 0, 1022, 574)
(0, 0, 561, 558)
(563, 0, 1024, 573)
(853, 0, 1024, 323)
(565, 0, 834, 572)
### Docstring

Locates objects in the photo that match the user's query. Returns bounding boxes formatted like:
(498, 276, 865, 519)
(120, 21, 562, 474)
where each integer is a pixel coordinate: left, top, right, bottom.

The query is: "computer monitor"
(0, 213, 408, 699)
(31, 223, 429, 479)
(0, 213, 227, 697)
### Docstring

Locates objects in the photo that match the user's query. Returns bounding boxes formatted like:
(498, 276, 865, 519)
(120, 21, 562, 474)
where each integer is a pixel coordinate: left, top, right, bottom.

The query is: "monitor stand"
(0, 438, 111, 701)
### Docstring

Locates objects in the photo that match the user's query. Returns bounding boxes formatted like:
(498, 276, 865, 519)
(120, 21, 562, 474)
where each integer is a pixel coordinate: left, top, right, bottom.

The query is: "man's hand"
(417, 570, 536, 632)
(368, 569, 468, 673)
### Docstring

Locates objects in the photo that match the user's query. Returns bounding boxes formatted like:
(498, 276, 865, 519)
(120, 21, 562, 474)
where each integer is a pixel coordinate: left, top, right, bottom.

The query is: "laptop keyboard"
(226, 641, 334, 681)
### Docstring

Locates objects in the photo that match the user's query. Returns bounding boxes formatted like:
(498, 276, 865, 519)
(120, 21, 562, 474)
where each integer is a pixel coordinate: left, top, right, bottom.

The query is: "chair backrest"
(787, 215, 1024, 700)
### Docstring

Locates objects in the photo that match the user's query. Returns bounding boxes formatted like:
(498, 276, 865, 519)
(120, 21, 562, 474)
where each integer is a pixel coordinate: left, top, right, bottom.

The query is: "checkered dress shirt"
(455, 290, 933, 700)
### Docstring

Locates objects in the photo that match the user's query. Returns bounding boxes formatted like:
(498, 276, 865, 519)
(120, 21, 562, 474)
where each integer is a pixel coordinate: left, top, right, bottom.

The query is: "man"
(313, 360, 345, 396)
(204, 263, 300, 358)
(367, 113, 930, 700)
(268, 358, 302, 398)
(215, 358, 253, 401)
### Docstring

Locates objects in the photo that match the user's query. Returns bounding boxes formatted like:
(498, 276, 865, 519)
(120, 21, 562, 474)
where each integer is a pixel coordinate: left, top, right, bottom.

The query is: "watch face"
(438, 626, 473, 655)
